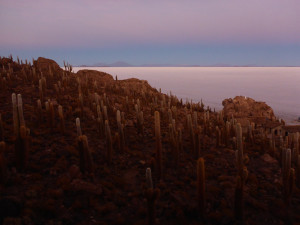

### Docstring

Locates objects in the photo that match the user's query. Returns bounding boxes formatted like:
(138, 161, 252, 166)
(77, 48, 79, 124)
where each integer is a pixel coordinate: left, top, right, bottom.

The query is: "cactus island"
(0, 56, 300, 225)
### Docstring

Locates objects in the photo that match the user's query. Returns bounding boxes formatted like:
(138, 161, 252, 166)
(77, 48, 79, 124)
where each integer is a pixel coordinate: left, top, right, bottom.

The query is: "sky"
(0, 0, 300, 66)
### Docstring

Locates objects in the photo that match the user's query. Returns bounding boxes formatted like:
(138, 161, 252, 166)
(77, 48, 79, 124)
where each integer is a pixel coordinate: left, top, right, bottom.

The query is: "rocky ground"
(0, 56, 299, 225)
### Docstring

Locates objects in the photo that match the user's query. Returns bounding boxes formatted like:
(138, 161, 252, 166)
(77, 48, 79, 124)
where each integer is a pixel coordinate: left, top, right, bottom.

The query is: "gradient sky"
(1, 0, 300, 66)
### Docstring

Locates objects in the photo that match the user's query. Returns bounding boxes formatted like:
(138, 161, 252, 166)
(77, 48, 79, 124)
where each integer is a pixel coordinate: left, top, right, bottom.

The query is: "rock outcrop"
(34, 57, 61, 72)
(222, 96, 274, 119)
(76, 69, 114, 83)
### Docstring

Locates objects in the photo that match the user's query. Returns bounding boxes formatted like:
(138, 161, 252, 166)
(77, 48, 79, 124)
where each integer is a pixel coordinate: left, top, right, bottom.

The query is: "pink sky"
(1, 0, 299, 48)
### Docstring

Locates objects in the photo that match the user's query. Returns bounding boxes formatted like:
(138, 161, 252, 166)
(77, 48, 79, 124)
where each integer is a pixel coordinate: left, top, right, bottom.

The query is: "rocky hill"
(0, 56, 299, 225)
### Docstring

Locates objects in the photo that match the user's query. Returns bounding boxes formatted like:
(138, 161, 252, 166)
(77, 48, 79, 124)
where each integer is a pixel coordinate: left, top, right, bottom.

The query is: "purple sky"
(1, 0, 300, 65)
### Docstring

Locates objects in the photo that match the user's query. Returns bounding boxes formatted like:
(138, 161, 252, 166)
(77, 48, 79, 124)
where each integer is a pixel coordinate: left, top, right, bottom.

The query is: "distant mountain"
(80, 61, 133, 67)
(79, 62, 204, 67)
(78, 61, 285, 67)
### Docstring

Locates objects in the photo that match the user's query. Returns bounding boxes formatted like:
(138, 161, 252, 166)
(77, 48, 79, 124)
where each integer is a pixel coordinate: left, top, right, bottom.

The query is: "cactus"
(125, 96, 129, 112)
(49, 102, 55, 129)
(17, 94, 25, 127)
(79, 93, 84, 117)
(41, 76, 47, 94)
(197, 126, 202, 158)
(135, 104, 144, 135)
(0, 113, 4, 141)
(247, 124, 253, 146)
(145, 167, 160, 225)
(187, 114, 196, 155)
(216, 126, 221, 147)
(168, 123, 179, 166)
(0, 141, 6, 185)
(234, 175, 244, 221)
(235, 123, 245, 181)
(105, 120, 113, 163)
(15, 125, 29, 171)
(96, 105, 104, 137)
(76, 118, 82, 136)
(116, 110, 125, 151)
(282, 148, 295, 205)
(77, 135, 94, 173)
(294, 132, 299, 164)
(12, 94, 29, 171)
(39, 79, 43, 102)
(12, 93, 19, 137)
(296, 155, 300, 188)
(168, 109, 173, 125)
(193, 111, 198, 129)
(197, 157, 205, 215)
(154, 111, 163, 180)
(58, 105, 65, 134)
(146, 167, 153, 189)
(103, 106, 108, 122)
(178, 128, 183, 153)
(37, 99, 43, 122)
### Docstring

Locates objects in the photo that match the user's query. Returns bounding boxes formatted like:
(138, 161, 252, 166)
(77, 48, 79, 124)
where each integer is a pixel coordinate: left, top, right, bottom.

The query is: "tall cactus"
(116, 110, 125, 152)
(234, 175, 244, 221)
(294, 132, 299, 164)
(145, 167, 160, 225)
(12, 93, 19, 137)
(76, 118, 82, 136)
(49, 101, 55, 129)
(77, 135, 94, 173)
(154, 111, 163, 180)
(105, 120, 113, 163)
(0, 141, 6, 185)
(37, 99, 43, 123)
(296, 155, 300, 188)
(187, 114, 196, 155)
(146, 167, 153, 189)
(282, 148, 295, 205)
(235, 123, 244, 180)
(58, 105, 65, 134)
(197, 157, 205, 216)
(0, 113, 4, 141)
(96, 105, 104, 137)
(12, 93, 28, 171)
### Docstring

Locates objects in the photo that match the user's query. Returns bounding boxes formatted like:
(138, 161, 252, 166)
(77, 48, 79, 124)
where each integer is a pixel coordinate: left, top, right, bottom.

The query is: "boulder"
(222, 96, 274, 119)
(34, 57, 61, 72)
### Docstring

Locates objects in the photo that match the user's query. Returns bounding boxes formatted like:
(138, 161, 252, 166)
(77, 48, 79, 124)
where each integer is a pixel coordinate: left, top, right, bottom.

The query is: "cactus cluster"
(12, 93, 29, 171)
